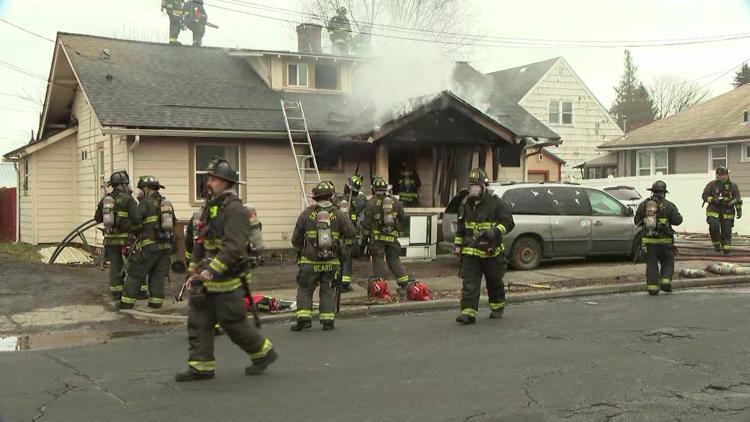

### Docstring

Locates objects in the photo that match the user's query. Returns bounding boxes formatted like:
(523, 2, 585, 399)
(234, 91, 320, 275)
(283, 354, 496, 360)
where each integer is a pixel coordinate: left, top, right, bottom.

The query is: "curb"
(119, 274, 750, 324)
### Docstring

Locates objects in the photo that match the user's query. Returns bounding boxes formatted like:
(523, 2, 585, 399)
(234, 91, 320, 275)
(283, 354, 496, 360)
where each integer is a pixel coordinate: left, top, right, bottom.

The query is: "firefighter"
(161, 0, 185, 45)
(117, 176, 174, 310)
(246, 204, 265, 268)
(454, 168, 514, 325)
(361, 176, 414, 290)
(175, 158, 277, 382)
(396, 162, 421, 207)
(328, 7, 351, 55)
(702, 166, 742, 254)
(291, 181, 356, 331)
(95, 171, 142, 300)
(182, 0, 208, 46)
(635, 181, 683, 296)
(332, 174, 367, 292)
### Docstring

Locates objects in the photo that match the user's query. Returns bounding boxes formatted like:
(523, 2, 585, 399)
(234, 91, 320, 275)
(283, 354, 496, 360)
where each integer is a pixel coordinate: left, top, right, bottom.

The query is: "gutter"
(14, 162, 19, 243)
(599, 137, 750, 151)
(101, 127, 290, 139)
(127, 135, 139, 179)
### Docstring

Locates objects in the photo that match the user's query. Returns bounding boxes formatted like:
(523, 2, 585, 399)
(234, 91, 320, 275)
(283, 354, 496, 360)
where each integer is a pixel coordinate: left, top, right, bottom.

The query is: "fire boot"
(489, 309, 504, 319)
(290, 319, 312, 332)
(245, 348, 278, 376)
(322, 320, 335, 331)
(174, 368, 214, 382)
(340, 283, 353, 293)
(456, 314, 476, 325)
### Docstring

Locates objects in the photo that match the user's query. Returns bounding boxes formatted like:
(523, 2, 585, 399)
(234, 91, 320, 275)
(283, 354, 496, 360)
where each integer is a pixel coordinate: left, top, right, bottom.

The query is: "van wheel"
(511, 237, 541, 270)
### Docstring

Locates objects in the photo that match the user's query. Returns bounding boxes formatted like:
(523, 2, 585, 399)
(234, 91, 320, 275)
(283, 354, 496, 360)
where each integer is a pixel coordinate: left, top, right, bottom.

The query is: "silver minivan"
(441, 182, 643, 270)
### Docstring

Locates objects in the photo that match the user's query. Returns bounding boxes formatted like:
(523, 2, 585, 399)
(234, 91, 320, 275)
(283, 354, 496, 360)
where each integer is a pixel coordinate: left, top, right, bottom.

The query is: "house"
(525, 148, 566, 182)
(3, 30, 559, 248)
(484, 57, 623, 181)
(594, 83, 750, 187)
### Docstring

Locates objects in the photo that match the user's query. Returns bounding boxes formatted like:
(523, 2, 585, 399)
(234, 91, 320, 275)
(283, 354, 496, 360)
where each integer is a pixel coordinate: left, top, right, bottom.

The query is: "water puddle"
(0, 330, 144, 352)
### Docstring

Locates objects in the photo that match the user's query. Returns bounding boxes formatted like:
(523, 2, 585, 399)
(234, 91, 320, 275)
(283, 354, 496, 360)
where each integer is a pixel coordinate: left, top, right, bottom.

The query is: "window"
(546, 187, 590, 216)
(743, 143, 750, 162)
(709, 145, 727, 170)
(314, 64, 338, 90)
(744, 111, 748, 123)
(548, 101, 573, 124)
(636, 149, 668, 176)
(586, 167, 601, 179)
(287, 63, 308, 87)
(587, 189, 625, 216)
(23, 158, 29, 194)
(604, 166, 617, 177)
(194, 144, 240, 201)
(502, 188, 552, 215)
(98, 145, 105, 193)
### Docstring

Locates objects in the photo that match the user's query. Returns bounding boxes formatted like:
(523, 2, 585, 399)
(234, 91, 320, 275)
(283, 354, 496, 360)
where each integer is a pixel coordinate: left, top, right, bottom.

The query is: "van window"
(546, 187, 590, 216)
(501, 187, 552, 215)
(587, 189, 625, 216)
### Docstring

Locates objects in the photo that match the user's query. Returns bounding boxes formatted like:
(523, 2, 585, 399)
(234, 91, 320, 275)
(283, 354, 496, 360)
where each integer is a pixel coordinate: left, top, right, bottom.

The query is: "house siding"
(728, 143, 750, 188)
(35, 135, 75, 244)
(674, 146, 708, 174)
(526, 152, 561, 181)
(519, 59, 623, 181)
(19, 155, 34, 244)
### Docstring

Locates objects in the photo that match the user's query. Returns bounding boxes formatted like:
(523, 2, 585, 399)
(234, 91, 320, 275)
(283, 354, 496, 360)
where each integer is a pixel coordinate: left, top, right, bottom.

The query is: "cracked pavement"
(1, 287, 750, 421)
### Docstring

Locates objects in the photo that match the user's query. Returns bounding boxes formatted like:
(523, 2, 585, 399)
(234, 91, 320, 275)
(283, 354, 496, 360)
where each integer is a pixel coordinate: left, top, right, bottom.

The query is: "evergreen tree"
(733, 63, 750, 88)
(609, 50, 656, 132)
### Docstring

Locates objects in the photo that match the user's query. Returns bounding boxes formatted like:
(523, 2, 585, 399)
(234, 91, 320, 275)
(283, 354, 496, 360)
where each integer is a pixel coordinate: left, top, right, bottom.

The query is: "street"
(1, 288, 750, 421)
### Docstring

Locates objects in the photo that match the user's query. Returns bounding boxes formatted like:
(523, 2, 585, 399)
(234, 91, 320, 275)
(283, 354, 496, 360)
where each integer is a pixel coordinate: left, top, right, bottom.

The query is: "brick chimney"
(296, 23, 323, 54)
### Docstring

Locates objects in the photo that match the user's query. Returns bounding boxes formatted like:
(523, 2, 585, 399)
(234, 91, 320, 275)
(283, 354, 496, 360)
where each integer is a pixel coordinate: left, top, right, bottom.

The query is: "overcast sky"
(1, 0, 749, 153)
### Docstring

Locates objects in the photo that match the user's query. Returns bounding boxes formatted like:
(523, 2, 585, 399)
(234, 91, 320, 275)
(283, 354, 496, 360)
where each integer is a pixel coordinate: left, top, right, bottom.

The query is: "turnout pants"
(105, 245, 125, 298)
(645, 244, 675, 294)
(168, 13, 182, 44)
(296, 264, 337, 322)
(187, 289, 273, 374)
(707, 216, 734, 253)
(121, 248, 170, 307)
(370, 240, 410, 286)
(341, 242, 356, 287)
(459, 254, 507, 318)
(189, 23, 205, 46)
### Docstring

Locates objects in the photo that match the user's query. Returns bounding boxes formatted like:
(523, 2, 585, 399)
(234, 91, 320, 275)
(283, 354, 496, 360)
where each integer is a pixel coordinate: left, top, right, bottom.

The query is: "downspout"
(14, 161, 20, 243)
(128, 135, 140, 179)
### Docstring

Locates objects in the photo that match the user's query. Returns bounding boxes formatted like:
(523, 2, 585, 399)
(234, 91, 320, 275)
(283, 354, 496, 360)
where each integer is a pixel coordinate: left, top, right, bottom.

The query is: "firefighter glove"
(737, 208, 742, 219)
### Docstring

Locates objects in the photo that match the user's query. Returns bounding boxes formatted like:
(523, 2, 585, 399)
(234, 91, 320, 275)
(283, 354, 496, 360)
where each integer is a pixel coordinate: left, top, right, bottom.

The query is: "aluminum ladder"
(281, 99, 321, 206)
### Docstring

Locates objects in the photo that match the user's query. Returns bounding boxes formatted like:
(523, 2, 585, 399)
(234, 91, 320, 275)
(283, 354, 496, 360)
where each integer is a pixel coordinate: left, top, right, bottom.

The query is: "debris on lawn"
(38, 246, 93, 265)
(679, 269, 707, 278)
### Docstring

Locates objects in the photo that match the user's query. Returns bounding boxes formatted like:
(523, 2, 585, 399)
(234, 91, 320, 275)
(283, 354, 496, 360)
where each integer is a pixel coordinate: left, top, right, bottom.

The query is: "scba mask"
(469, 184, 484, 198)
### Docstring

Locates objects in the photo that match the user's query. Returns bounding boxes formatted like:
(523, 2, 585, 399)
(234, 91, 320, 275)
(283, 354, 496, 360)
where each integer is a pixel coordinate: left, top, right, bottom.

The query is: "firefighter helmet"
(136, 176, 148, 190)
(205, 157, 243, 184)
(141, 175, 165, 189)
(647, 180, 668, 193)
(312, 180, 336, 200)
(715, 166, 729, 175)
(338, 6, 347, 14)
(346, 174, 364, 193)
(372, 176, 389, 193)
(468, 168, 489, 186)
(107, 170, 130, 187)
(367, 278, 391, 300)
(406, 281, 430, 301)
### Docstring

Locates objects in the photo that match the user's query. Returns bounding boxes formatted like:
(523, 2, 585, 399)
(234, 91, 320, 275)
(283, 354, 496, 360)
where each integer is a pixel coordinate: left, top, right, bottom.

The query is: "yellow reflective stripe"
(249, 339, 273, 360)
(642, 237, 673, 244)
(209, 258, 228, 274)
(320, 312, 335, 321)
(204, 239, 223, 249)
(209, 206, 219, 219)
(296, 309, 313, 318)
(461, 246, 504, 258)
(454, 236, 464, 245)
(350, 215, 358, 221)
(341, 275, 352, 282)
(137, 239, 156, 248)
(489, 301, 505, 311)
(140, 285, 148, 292)
(117, 211, 129, 217)
(188, 262, 198, 272)
(185, 251, 192, 260)
(723, 214, 735, 219)
(707, 196, 714, 202)
(400, 192, 418, 198)
(706, 211, 720, 218)
(647, 284, 660, 291)
(105, 233, 129, 238)
(497, 224, 507, 235)
(397, 275, 410, 283)
(658, 218, 668, 224)
(305, 230, 317, 237)
(143, 215, 159, 224)
(465, 222, 495, 230)
(203, 278, 242, 292)
(110, 285, 123, 292)
(660, 278, 672, 285)
(120, 296, 136, 304)
(298, 256, 341, 265)
(149, 297, 164, 304)
(461, 308, 478, 317)
(188, 360, 215, 372)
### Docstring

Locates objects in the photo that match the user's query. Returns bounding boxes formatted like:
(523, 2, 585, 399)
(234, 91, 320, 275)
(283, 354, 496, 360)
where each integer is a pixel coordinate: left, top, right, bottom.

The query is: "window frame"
(548, 101, 560, 124)
(190, 142, 245, 205)
(23, 158, 29, 194)
(286, 63, 309, 87)
(708, 144, 728, 171)
(561, 101, 573, 124)
(548, 100, 573, 125)
(742, 142, 750, 163)
(314, 63, 339, 90)
(636, 149, 669, 176)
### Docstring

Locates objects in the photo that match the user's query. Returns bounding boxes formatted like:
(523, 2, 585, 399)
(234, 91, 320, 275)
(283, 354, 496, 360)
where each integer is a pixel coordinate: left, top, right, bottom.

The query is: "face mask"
(652, 192, 665, 201)
(136, 190, 145, 201)
(469, 184, 483, 198)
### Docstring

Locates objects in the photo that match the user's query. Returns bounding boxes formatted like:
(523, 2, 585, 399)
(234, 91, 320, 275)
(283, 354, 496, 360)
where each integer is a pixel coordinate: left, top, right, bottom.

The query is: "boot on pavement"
(245, 348, 278, 376)
(174, 368, 214, 382)
(489, 309, 504, 319)
(322, 320, 335, 331)
(290, 319, 312, 332)
(456, 314, 476, 325)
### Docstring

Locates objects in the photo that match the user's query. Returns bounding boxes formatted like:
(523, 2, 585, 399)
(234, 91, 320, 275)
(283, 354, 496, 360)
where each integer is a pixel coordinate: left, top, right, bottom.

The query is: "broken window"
(194, 144, 240, 201)
(315, 64, 338, 90)
(501, 188, 551, 215)
(287, 63, 308, 87)
(546, 187, 590, 216)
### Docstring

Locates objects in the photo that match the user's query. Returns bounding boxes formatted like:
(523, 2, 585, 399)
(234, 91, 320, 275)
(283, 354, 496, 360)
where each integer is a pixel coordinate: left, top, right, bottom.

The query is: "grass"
(0, 242, 41, 262)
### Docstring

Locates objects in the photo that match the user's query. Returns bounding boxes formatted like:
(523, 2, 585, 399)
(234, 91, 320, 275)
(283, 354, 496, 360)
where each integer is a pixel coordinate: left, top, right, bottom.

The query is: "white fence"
(584, 172, 747, 235)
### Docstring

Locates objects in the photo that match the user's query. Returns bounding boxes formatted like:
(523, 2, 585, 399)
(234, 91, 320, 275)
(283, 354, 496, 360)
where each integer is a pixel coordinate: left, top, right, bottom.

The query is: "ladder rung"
(286, 117, 305, 120)
(289, 129, 307, 133)
(292, 142, 309, 146)
(301, 168, 318, 171)
(296, 154, 314, 159)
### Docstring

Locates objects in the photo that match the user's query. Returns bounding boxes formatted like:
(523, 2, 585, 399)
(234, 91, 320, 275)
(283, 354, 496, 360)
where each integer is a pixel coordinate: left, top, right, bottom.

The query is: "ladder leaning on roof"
(281, 99, 321, 207)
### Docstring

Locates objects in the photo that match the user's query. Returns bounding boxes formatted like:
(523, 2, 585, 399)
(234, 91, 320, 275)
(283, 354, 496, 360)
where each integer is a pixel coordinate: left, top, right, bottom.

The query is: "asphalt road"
(1, 288, 750, 422)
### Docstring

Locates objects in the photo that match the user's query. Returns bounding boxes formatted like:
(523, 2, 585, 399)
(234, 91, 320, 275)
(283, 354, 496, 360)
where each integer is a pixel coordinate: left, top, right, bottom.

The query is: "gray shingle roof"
(485, 57, 560, 103)
(600, 83, 750, 149)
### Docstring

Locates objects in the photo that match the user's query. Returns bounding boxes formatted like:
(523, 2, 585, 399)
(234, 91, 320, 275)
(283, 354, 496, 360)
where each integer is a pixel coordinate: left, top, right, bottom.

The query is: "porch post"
(375, 144, 389, 180)
(484, 145, 494, 181)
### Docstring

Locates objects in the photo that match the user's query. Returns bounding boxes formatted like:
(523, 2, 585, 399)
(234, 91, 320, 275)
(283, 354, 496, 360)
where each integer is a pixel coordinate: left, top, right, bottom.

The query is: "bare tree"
(648, 75, 712, 120)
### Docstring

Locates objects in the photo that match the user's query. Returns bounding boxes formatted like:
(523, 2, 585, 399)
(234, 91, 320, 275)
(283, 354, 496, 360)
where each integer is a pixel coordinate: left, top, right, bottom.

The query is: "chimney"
(296, 23, 323, 54)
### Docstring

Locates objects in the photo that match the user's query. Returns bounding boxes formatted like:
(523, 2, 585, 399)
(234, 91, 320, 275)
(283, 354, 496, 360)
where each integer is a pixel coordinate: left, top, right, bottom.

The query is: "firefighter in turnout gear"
(117, 176, 174, 310)
(328, 7, 351, 55)
(161, 0, 185, 45)
(175, 158, 277, 382)
(454, 168, 514, 325)
(95, 171, 142, 300)
(361, 176, 414, 289)
(291, 181, 356, 331)
(182, 0, 208, 46)
(702, 166, 742, 254)
(396, 162, 421, 207)
(635, 181, 683, 296)
(332, 174, 367, 292)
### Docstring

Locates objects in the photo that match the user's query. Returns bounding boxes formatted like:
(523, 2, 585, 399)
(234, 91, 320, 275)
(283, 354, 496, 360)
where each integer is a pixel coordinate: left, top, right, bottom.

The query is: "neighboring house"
(4, 31, 559, 248)
(597, 83, 750, 188)
(574, 152, 618, 180)
(484, 57, 623, 181)
(525, 148, 566, 182)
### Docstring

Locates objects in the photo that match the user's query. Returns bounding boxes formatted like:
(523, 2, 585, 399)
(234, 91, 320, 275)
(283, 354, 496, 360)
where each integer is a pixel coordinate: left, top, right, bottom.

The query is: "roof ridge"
(57, 31, 229, 51)
(486, 56, 561, 76)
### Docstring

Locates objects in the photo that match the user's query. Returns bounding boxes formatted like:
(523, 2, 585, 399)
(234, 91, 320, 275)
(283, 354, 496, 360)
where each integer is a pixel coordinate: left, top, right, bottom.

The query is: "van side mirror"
(625, 207, 634, 217)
